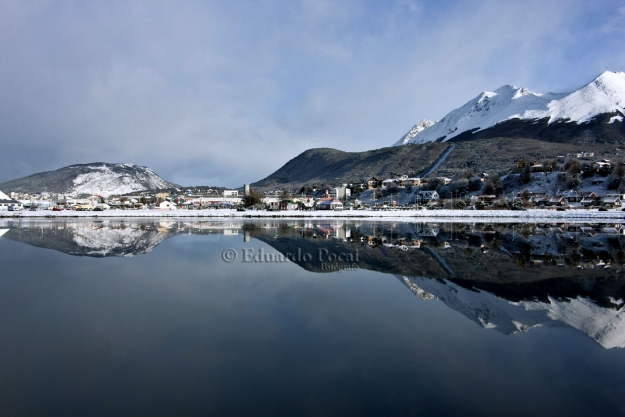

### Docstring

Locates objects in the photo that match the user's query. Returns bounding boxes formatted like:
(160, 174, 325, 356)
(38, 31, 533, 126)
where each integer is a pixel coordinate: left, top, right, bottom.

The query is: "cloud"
(0, 0, 623, 187)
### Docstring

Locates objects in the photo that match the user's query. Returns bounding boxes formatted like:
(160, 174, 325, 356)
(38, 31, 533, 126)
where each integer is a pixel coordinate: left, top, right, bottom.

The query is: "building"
(364, 177, 379, 189)
(0, 190, 23, 211)
(416, 191, 439, 203)
(316, 198, 343, 210)
(329, 186, 351, 201)
(158, 201, 177, 210)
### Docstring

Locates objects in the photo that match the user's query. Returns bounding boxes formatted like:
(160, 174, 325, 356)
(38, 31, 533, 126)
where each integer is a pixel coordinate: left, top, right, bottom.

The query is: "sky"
(1, 0, 625, 188)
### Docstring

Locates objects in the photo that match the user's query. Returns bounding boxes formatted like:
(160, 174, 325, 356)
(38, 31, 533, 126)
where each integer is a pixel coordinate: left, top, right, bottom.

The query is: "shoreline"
(1, 208, 624, 222)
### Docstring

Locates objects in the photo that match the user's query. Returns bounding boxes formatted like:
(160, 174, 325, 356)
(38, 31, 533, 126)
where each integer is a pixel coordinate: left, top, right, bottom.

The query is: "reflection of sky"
(1, 236, 625, 416)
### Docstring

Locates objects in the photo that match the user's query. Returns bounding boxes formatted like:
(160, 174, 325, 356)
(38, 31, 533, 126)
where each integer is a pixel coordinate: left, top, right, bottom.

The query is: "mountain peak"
(395, 71, 625, 146)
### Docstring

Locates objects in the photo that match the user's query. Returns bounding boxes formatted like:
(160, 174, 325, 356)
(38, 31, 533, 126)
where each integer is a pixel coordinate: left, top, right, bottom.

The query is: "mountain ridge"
(395, 71, 625, 145)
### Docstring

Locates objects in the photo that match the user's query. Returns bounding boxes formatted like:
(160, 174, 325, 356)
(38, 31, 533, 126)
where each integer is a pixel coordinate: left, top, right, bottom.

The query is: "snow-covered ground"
(2, 208, 623, 223)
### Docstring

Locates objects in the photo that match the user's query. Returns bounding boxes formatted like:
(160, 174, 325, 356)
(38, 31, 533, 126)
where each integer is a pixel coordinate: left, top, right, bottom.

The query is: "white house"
(158, 201, 178, 210)
(0, 189, 23, 211)
(381, 179, 399, 189)
(316, 199, 343, 210)
(416, 191, 440, 203)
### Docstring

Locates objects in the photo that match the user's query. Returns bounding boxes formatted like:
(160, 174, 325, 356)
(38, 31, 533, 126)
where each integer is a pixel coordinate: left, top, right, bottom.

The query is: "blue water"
(1, 220, 624, 416)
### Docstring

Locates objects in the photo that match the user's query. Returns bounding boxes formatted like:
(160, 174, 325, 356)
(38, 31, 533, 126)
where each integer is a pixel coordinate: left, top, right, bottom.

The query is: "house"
(548, 196, 567, 207)
(381, 179, 399, 189)
(364, 177, 379, 189)
(158, 201, 177, 210)
(580, 192, 598, 207)
(565, 191, 583, 203)
(416, 191, 439, 203)
(601, 196, 621, 208)
(0, 189, 24, 211)
(404, 177, 422, 186)
(316, 198, 343, 210)
(279, 201, 300, 211)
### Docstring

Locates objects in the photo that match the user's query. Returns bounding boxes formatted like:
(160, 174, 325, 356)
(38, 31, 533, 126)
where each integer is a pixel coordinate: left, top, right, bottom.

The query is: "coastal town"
(2, 154, 624, 215)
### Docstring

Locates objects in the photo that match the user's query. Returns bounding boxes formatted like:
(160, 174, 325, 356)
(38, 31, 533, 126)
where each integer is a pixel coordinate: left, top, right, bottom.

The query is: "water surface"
(1, 219, 624, 416)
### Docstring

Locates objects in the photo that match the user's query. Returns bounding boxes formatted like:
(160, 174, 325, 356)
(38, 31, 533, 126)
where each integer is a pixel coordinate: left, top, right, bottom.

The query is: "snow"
(69, 223, 168, 256)
(402, 275, 625, 349)
(396, 71, 625, 145)
(71, 164, 173, 197)
(3, 208, 625, 222)
(396, 119, 436, 146)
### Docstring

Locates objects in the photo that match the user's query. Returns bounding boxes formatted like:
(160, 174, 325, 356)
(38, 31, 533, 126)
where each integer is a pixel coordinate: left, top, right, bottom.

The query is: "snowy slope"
(395, 71, 625, 145)
(401, 275, 625, 349)
(396, 119, 436, 146)
(0, 163, 179, 197)
(70, 163, 176, 196)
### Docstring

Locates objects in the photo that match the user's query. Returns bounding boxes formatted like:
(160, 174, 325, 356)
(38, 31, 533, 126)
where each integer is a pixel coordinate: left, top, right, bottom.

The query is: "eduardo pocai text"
(222, 247, 359, 272)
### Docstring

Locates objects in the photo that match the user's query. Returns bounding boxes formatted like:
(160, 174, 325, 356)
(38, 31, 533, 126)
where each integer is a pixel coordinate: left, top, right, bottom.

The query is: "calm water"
(1, 218, 625, 416)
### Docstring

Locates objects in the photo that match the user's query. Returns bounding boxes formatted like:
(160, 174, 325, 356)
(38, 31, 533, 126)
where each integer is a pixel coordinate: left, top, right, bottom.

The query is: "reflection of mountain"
(3, 221, 177, 257)
(253, 221, 625, 349)
(400, 275, 625, 349)
(3, 219, 625, 348)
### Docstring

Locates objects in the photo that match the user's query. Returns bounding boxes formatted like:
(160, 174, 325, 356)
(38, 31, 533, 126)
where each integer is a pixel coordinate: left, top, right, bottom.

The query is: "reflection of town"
(2, 219, 625, 270)
(0, 219, 247, 257)
(250, 220, 625, 349)
(2, 219, 625, 348)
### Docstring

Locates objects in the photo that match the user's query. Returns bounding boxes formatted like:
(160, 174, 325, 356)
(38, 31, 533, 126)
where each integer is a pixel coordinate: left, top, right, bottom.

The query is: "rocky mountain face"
(0, 163, 179, 196)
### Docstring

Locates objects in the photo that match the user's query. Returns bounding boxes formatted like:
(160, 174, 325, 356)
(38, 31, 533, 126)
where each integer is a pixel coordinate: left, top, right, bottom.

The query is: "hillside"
(251, 138, 623, 190)
(0, 163, 179, 196)
(251, 144, 450, 190)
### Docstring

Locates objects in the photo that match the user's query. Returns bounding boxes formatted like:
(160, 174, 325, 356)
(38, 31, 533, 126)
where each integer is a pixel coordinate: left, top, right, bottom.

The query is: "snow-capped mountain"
(395, 119, 436, 146)
(400, 275, 625, 349)
(0, 163, 179, 196)
(395, 71, 625, 146)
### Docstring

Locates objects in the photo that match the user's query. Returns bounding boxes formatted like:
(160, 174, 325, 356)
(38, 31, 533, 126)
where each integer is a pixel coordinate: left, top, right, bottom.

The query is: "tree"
(243, 192, 264, 207)
(423, 177, 441, 191)
(519, 163, 532, 184)
(468, 178, 482, 191)
(564, 159, 580, 174)
(483, 172, 503, 196)
(481, 180, 495, 195)
(607, 164, 625, 190)
(462, 169, 475, 179)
